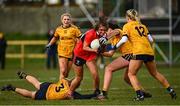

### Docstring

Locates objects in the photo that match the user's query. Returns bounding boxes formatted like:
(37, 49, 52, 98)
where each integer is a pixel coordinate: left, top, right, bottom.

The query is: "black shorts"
(73, 56, 86, 66)
(35, 82, 52, 100)
(122, 54, 133, 61)
(132, 54, 154, 63)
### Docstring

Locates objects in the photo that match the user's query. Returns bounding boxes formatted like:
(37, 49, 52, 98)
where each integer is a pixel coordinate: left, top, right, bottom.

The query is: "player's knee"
(76, 76, 83, 82)
(90, 70, 98, 77)
(34, 82, 41, 90)
(64, 72, 69, 78)
(32, 92, 36, 99)
(128, 71, 135, 77)
(105, 66, 113, 72)
(60, 69, 66, 75)
(92, 73, 99, 79)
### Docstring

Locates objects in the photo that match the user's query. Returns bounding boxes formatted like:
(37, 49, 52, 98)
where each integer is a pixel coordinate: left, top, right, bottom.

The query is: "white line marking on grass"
(0, 79, 23, 82)
(76, 85, 179, 91)
(0, 77, 58, 82)
(0, 78, 179, 92)
(111, 73, 180, 78)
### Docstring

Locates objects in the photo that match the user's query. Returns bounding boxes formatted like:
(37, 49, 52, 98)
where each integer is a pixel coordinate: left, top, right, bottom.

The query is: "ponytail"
(126, 9, 141, 23)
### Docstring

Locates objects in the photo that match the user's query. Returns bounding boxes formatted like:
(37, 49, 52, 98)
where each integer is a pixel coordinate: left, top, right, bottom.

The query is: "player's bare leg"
(15, 88, 36, 99)
(128, 60, 144, 101)
(67, 60, 73, 77)
(1, 83, 36, 99)
(17, 71, 41, 90)
(86, 60, 100, 96)
(145, 61, 177, 99)
(99, 57, 129, 99)
(124, 68, 152, 98)
(58, 57, 69, 79)
(69, 64, 83, 98)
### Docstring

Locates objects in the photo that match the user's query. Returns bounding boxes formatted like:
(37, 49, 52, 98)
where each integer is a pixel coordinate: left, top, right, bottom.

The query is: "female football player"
(69, 21, 108, 98)
(46, 13, 81, 80)
(1, 71, 96, 100)
(115, 9, 177, 101)
(98, 23, 151, 100)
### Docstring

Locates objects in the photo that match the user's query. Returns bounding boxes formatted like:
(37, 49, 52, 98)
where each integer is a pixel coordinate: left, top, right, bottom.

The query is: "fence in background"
(6, 40, 47, 69)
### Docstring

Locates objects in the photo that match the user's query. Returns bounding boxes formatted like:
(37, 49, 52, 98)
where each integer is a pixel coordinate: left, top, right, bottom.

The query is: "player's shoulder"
(84, 29, 96, 39)
(123, 22, 130, 28)
(71, 24, 80, 29)
(85, 29, 95, 34)
(55, 25, 63, 30)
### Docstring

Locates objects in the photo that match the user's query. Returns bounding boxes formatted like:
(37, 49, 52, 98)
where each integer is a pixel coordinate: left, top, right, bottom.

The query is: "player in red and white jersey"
(69, 21, 108, 97)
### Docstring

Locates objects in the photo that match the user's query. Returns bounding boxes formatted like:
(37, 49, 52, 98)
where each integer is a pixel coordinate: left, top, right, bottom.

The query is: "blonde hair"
(126, 9, 141, 23)
(60, 13, 71, 21)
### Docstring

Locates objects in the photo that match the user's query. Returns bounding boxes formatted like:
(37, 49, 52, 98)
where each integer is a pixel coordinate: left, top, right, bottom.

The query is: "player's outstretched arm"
(106, 29, 120, 39)
(115, 35, 128, 49)
(101, 50, 115, 57)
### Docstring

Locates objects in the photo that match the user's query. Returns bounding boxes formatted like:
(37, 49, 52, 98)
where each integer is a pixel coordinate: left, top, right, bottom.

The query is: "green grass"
(0, 58, 180, 105)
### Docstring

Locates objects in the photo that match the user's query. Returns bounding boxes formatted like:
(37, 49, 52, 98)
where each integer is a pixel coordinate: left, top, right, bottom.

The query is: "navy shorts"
(73, 56, 86, 66)
(132, 54, 154, 63)
(35, 82, 52, 100)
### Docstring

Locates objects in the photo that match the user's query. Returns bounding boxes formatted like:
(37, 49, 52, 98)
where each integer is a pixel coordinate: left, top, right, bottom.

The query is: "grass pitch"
(0, 58, 179, 105)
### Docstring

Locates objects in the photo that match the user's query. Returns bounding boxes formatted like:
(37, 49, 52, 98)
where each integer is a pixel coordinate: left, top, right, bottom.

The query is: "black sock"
(166, 86, 174, 93)
(136, 90, 144, 97)
(102, 90, 107, 96)
(9, 85, 16, 91)
(12, 87, 16, 91)
(94, 89, 100, 95)
(24, 74, 28, 79)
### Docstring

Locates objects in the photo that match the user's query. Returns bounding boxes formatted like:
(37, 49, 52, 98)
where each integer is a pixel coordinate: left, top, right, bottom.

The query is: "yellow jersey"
(122, 21, 154, 56)
(54, 24, 81, 58)
(110, 29, 132, 55)
(46, 79, 70, 100)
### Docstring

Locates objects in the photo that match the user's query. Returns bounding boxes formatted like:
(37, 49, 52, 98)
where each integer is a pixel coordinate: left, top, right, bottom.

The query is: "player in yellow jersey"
(114, 9, 177, 101)
(1, 71, 96, 100)
(97, 23, 151, 100)
(46, 13, 81, 79)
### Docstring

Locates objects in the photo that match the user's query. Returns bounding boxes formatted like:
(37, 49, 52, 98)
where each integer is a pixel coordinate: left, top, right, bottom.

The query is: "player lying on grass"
(1, 71, 96, 100)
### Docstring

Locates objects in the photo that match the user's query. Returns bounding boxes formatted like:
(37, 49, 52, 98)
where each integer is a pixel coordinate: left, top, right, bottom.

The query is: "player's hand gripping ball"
(90, 39, 100, 49)
(99, 36, 108, 45)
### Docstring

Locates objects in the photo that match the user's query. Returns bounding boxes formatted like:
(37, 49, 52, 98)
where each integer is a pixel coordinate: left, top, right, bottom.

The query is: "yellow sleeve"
(71, 24, 81, 38)
(54, 27, 60, 38)
(122, 24, 129, 36)
(75, 28, 81, 38)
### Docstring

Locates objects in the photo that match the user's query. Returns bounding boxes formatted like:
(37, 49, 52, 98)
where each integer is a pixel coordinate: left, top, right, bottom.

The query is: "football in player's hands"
(90, 39, 100, 49)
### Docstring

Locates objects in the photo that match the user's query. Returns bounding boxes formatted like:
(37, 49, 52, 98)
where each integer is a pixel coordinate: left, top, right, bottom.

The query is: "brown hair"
(94, 17, 108, 31)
